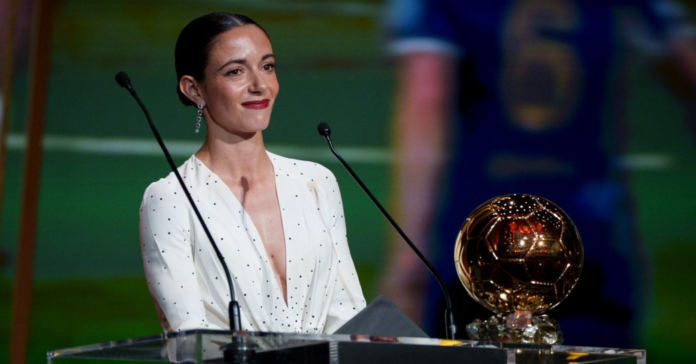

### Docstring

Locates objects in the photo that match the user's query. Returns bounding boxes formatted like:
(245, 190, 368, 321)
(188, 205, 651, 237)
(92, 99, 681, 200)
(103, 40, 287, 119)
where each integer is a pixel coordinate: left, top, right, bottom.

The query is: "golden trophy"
(455, 194, 583, 344)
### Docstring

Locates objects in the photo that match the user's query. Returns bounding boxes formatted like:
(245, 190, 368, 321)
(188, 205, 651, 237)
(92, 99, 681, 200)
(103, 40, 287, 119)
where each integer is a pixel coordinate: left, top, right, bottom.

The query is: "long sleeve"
(140, 179, 223, 332)
(319, 170, 367, 333)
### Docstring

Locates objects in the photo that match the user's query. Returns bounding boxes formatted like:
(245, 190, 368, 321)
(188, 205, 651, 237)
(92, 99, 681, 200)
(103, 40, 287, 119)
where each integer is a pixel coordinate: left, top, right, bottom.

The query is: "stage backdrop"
(0, 1, 694, 363)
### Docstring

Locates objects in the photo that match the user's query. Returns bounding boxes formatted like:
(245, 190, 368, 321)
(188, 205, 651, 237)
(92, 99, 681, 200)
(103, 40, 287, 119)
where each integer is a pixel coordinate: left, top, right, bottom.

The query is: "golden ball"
(455, 194, 583, 315)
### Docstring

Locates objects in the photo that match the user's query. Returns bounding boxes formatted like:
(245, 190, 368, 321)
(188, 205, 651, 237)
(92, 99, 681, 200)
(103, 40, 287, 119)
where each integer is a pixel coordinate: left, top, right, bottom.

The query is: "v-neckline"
(191, 153, 290, 307)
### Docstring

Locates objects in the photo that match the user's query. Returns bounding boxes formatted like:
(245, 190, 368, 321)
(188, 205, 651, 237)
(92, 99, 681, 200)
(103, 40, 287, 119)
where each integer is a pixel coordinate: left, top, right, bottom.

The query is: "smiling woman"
(178, 17, 278, 136)
(138, 13, 366, 334)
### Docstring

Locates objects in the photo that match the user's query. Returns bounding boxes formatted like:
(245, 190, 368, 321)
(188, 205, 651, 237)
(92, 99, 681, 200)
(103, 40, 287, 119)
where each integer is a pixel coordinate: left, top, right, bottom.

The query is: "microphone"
(116, 72, 256, 363)
(317, 122, 457, 340)
(115, 71, 134, 94)
(115, 71, 246, 337)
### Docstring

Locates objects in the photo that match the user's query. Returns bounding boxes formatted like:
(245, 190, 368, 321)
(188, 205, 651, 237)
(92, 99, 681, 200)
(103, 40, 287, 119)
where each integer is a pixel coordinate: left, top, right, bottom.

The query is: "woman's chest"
(191, 177, 335, 287)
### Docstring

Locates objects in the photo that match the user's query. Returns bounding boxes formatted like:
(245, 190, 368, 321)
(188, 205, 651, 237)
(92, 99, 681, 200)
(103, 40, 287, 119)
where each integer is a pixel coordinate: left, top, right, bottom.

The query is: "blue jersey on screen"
(388, 0, 677, 346)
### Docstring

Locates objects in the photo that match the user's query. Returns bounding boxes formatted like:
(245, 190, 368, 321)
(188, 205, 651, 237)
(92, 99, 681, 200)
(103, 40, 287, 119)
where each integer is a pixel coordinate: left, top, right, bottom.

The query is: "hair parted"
(174, 13, 268, 106)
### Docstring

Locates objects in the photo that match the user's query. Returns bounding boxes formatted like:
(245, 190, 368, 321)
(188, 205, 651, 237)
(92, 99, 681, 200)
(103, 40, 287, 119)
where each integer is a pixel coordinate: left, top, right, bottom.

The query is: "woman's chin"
(209, 120, 270, 140)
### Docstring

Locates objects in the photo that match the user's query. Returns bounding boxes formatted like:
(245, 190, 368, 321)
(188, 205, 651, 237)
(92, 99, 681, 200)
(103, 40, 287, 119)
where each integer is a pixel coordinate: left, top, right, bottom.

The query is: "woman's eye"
(263, 63, 276, 71)
(226, 68, 242, 76)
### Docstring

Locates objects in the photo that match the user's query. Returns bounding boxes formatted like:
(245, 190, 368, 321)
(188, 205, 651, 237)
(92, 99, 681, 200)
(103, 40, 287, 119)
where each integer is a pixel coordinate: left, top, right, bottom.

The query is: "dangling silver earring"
(195, 104, 203, 133)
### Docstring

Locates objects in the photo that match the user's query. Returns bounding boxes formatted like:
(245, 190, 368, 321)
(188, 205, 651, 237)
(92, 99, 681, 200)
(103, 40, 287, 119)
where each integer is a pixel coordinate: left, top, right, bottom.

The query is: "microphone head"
(115, 71, 132, 89)
(317, 122, 331, 138)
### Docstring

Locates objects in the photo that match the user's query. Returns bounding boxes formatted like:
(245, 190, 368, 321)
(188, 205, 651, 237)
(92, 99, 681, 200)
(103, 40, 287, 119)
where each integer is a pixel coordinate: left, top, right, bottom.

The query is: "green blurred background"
(1, 0, 695, 363)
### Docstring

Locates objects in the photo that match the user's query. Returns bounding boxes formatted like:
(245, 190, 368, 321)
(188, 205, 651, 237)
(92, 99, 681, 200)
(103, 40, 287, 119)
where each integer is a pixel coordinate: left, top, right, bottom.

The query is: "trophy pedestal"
(467, 311, 563, 345)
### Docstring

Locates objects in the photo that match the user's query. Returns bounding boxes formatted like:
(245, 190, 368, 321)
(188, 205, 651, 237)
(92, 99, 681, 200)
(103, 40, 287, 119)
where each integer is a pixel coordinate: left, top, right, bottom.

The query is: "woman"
(139, 13, 366, 334)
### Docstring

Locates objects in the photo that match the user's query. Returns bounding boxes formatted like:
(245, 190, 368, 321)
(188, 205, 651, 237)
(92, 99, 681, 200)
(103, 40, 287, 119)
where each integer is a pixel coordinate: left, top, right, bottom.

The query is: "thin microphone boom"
(317, 122, 457, 340)
(115, 71, 242, 333)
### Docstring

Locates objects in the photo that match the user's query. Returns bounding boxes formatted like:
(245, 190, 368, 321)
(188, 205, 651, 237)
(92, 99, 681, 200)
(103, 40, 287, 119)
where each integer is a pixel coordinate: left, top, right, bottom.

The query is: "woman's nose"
(248, 71, 267, 94)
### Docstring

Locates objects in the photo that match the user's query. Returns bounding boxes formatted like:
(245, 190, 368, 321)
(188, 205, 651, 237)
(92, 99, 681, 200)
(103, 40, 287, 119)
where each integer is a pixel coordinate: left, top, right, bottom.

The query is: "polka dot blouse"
(139, 152, 366, 334)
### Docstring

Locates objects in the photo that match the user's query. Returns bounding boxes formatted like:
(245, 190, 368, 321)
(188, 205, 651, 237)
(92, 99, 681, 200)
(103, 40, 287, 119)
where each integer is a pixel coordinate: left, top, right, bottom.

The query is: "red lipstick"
(241, 99, 270, 109)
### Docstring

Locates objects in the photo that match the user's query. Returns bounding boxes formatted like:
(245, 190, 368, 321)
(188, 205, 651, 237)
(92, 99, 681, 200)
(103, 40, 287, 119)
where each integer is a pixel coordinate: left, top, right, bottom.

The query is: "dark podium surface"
(47, 330, 646, 363)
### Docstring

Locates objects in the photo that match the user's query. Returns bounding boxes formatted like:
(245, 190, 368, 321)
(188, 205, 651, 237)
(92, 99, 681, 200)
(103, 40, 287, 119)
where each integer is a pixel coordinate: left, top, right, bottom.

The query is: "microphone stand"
(115, 72, 255, 363)
(317, 122, 457, 340)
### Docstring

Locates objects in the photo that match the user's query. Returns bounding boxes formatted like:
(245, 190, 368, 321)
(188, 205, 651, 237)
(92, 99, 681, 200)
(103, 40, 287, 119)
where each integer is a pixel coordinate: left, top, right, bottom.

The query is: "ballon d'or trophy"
(455, 194, 583, 344)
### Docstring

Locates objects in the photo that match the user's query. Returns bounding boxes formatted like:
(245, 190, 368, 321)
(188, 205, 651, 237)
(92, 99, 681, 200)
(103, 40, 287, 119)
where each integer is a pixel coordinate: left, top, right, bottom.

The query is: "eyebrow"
(217, 53, 275, 72)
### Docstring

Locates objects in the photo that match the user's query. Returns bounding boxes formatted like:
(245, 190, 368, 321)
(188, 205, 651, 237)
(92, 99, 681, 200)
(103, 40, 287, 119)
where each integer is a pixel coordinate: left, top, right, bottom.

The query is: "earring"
(195, 104, 203, 133)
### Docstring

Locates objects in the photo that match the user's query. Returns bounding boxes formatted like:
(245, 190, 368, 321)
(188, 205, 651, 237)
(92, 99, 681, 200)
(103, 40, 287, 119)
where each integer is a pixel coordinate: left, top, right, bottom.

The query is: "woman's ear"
(179, 75, 205, 106)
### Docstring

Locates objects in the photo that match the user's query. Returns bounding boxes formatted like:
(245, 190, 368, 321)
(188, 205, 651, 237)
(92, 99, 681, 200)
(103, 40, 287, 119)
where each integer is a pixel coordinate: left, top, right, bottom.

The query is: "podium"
(47, 330, 646, 363)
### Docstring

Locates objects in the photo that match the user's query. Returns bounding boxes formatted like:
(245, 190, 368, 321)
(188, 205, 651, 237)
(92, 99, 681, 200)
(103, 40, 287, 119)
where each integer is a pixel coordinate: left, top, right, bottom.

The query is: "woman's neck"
(195, 130, 272, 183)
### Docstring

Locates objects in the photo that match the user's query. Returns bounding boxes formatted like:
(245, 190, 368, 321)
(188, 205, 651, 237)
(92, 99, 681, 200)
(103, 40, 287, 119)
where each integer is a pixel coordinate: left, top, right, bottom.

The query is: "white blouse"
(139, 151, 366, 334)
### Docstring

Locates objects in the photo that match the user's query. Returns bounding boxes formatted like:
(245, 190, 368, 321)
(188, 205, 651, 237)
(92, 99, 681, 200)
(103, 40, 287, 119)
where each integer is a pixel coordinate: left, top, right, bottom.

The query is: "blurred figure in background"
(381, 0, 696, 347)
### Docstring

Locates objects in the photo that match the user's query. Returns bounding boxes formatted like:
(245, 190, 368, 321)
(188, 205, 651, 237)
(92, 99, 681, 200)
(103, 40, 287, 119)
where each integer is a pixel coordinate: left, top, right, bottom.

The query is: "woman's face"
(199, 25, 278, 136)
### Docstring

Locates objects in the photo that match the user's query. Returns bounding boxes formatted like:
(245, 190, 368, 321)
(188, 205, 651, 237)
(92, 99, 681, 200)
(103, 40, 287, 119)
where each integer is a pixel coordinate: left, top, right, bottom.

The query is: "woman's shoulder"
(142, 155, 198, 201)
(267, 151, 337, 184)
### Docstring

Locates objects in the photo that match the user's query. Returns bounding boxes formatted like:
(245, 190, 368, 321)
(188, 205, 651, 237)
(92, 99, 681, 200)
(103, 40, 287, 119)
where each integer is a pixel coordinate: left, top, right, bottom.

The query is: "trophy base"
(466, 311, 563, 345)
